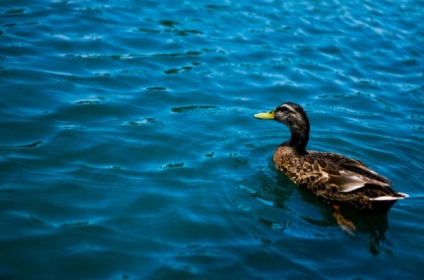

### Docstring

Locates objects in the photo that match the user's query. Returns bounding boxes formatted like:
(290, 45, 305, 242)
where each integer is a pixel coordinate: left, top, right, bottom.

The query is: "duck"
(254, 102, 408, 215)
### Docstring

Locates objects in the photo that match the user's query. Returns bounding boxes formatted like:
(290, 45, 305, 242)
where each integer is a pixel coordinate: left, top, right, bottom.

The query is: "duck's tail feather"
(368, 192, 408, 215)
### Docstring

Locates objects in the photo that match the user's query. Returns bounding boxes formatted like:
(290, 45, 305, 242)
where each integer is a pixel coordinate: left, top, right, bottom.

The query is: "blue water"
(1, 0, 424, 279)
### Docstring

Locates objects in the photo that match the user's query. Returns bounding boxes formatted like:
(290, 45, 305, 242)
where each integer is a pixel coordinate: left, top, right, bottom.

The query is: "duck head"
(254, 102, 310, 154)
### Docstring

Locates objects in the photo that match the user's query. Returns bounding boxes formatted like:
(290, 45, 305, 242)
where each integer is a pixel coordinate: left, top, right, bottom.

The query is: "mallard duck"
(254, 102, 408, 215)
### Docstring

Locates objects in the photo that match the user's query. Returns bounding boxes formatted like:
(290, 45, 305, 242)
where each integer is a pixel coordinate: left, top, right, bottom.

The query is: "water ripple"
(1, 0, 424, 279)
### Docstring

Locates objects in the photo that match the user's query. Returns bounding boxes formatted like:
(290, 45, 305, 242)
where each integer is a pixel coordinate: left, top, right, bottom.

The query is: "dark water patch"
(152, 53, 183, 58)
(138, 28, 160, 34)
(171, 105, 217, 113)
(203, 152, 214, 158)
(157, 19, 203, 37)
(146, 87, 167, 91)
(21, 22, 39, 26)
(75, 99, 101, 105)
(162, 61, 202, 75)
(0, 141, 43, 150)
(160, 162, 184, 169)
(164, 68, 179, 74)
(200, 47, 227, 54)
(3, 23, 17, 27)
(159, 20, 179, 28)
(27, 215, 89, 229)
(150, 51, 203, 58)
(174, 29, 204, 36)
(205, 5, 229, 9)
(60, 221, 90, 228)
(186, 51, 202, 56)
(164, 67, 189, 74)
(5, 8, 25, 14)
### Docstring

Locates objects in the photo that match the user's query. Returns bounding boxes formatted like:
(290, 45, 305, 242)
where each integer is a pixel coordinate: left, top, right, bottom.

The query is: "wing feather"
(305, 152, 391, 193)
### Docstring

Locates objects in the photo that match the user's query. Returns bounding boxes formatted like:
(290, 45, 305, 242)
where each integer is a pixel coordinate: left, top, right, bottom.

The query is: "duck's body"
(255, 102, 407, 215)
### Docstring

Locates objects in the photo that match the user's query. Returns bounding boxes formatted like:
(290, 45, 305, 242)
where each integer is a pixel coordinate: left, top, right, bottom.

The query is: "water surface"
(1, 0, 424, 279)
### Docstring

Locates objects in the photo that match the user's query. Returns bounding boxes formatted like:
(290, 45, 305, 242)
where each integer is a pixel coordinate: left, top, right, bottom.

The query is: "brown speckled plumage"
(255, 102, 408, 215)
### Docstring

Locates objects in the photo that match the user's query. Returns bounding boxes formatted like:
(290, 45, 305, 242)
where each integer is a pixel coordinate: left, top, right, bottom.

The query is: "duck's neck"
(286, 122, 309, 155)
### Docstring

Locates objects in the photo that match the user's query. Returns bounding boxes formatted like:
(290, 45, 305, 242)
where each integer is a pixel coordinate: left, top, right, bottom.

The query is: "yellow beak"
(254, 110, 275, 120)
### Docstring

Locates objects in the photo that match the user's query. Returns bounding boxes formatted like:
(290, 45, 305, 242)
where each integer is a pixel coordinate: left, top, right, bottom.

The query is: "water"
(1, 0, 423, 279)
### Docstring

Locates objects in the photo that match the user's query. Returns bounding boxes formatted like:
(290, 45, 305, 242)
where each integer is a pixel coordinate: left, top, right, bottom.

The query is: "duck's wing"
(303, 152, 392, 194)
(328, 169, 389, 193)
(308, 151, 392, 185)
